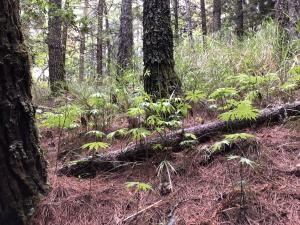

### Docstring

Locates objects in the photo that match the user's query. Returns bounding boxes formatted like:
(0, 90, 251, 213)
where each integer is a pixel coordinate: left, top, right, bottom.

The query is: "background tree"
(236, 0, 244, 37)
(79, 0, 89, 81)
(0, 0, 47, 224)
(48, 0, 66, 93)
(117, 0, 133, 76)
(213, 0, 222, 33)
(200, 0, 207, 44)
(143, 0, 182, 99)
(288, 0, 300, 40)
(97, 0, 104, 77)
(184, 0, 194, 46)
(173, 0, 179, 43)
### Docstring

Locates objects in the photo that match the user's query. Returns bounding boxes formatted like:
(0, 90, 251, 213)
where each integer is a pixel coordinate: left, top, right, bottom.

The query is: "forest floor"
(32, 116, 300, 225)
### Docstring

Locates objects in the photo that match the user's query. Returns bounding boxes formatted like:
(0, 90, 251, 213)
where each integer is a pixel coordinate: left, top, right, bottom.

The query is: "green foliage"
(125, 182, 153, 192)
(180, 133, 198, 147)
(219, 101, 259, 122)
(40, 104, 83, 129)
(209, 132, 255, 154)
(129, 128, 151, 142)
(81, 142, 110, 152)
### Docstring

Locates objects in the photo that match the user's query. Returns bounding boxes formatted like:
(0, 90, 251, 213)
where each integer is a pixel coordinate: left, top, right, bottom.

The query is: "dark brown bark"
(0, 0, 48, 224)
(96, 0, 104, 77)
(48, 0, 66, 94)
(117, 0, 133, 76)
(236, 0, 244, 37)
(79, 0, 88, 81)
(173, 0, 179, 43)
(200, 0, 207, 43)
(59, 101, 300, 177)
(143, 0, 182, 100)
(288, 0, 300, 40)
(213, 0, 221, 33)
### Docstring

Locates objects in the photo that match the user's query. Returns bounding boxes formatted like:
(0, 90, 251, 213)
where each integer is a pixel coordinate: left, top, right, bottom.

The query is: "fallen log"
(58, 101, 300, 177)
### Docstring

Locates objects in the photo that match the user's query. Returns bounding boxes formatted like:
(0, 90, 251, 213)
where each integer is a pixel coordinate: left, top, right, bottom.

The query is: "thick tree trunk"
(213, 0, 221, 33)
(288, 0, 300, 40)
(173, 0, 179, 44)
(96, 0, 104, 77)
(117, 0, 133, 76)
(79, 0, 88, 81)
(143, 0, 182, 100)
(59, 101, 300, 177)
(200, 0, 207, 44)
(48, 0, 66, 94)
(0, 1, 48, 224)
(236, 0, 244, 37)
(184, 0, 194, 47)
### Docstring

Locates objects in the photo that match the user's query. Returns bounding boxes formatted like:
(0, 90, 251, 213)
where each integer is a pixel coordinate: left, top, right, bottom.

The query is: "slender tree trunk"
(62, 0, 69, 68)
(104, 1, 111, 76)
(200, 0, 207, 44)
(213, 0, 221, 33)
(173, 0, 179, 44)
(117, 0, 133, 76)
(143, 0, 182, 100)
(236, 0, 244, 37)
(48, 0, 66, 94)
(96, 0, 104, 77)
(288, 0, 300, 40)
(0, 1, 47, 224)
(184, 0, 194, 46)
(79, 0, 88, 81)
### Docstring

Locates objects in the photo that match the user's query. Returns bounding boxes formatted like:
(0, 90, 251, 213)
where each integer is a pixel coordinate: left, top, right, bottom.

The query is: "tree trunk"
(59, 101, 300, 177)
(62, 0, 69, 68)
(104, 1, 111, 76)
(117, 0, 133, 76)
(173, 0, 179, 44)
(200, 0, 207, 44)
(79, 0, 88, 81)
(0, 1, 48, 224)
(48, 0, 66, 94)
(143, 0, 182, 100)
(184, 0, 194, 47)
(213, 0, 221, 33)
(236, 0, 244, 37)
(288, 0, 300, 40)
(97, 0, 104, 77)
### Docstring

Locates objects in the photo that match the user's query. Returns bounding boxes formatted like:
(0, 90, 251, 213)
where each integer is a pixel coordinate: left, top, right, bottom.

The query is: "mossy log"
(59, 101, 300, 177)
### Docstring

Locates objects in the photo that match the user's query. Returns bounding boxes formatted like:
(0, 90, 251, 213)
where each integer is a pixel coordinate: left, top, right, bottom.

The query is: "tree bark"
(213, 0, 221, 33)
(236, 0, 244, 38)
(0, 0, 48, 224)
(288, 0, 300, 40)
(184, 0, 194, 47)
(79, 0, 88, 81)
(117, 0, 133, 76)
(104, 1, 111, 76)
(96, 0, 104, 77)
(48, 0, 66, 94)
(143, 0, 182, 100)
(59, 101, 300, 177)
(200, 0, 207, 44)
(61, 0, 69, 68)
(173, 0, 179, 44)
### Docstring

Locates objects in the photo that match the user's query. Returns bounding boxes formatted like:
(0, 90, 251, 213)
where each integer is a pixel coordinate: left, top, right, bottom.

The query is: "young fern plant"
(219, 100, 259, 122)
(209, 133, 255, 155)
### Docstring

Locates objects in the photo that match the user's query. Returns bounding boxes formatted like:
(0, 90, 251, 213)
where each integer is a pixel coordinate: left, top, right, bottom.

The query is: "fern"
(219, 100, 259, 121)
(81, 142, 110, 152)
(86, 130, 106, 138)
